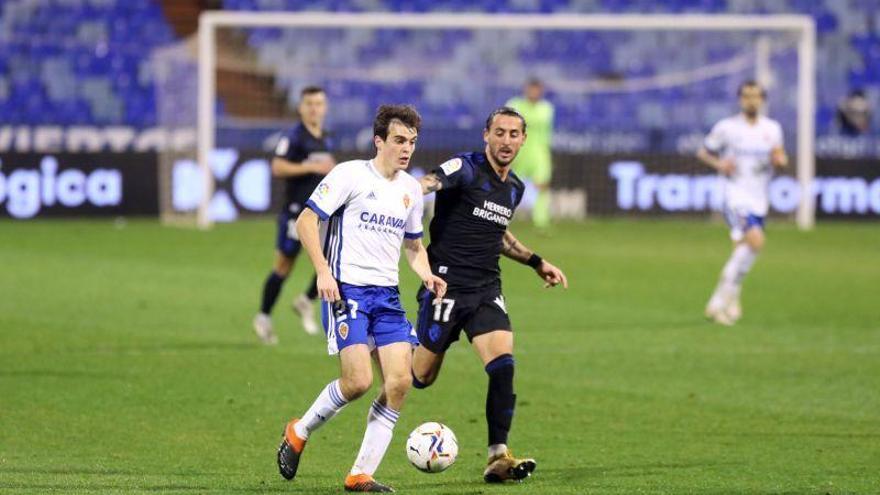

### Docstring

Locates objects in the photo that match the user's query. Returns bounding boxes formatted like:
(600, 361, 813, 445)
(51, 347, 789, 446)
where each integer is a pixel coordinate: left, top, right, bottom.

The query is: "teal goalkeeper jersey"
(505, 97, 554, 170)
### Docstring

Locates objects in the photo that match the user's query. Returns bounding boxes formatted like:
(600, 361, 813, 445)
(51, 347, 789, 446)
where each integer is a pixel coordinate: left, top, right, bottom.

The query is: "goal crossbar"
(197, 12, 816, 229)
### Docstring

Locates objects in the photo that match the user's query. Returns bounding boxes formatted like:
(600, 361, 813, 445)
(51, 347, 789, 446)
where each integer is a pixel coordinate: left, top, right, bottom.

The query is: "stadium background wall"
(1, 151, 877, 220)
(0, 153, 159, 219)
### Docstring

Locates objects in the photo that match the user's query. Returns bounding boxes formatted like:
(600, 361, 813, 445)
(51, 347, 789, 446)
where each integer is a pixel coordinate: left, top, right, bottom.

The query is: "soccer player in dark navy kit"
(412, 107, 568, 484)
(254, 86, 335, 344)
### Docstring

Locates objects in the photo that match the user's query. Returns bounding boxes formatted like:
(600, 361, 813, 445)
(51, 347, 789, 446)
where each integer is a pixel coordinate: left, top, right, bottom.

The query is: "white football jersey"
(703, 114, 784, 216)
(305, 159, 424, 287)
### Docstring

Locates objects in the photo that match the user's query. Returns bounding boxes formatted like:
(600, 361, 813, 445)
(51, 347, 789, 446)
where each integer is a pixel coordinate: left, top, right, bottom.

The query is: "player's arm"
(295, 207, 340, 302)
(696, 147, 734, 176)
(419, 173, 444, 195)
(419, 157, 472, 195)
(770, 125, 788, 169)
(403, 238, 446, 300)
(697, 121, 735, 176)
(271, 156, 334, 178)
(502, 229, 568, 289)
(770, 146, 788, 169)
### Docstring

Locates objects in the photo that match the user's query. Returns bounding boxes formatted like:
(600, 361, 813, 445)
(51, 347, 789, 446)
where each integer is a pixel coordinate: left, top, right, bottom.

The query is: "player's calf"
(411, 345, 445, 389)
(485, 354, 516, 450)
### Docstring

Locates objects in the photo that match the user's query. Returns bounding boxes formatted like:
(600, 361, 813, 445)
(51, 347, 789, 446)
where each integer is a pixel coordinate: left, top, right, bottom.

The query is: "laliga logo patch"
(403, 194, 411, 209)
(440, 158, 462, 176)
(338, 322, 349, 340)
(316, 182, 330, 199)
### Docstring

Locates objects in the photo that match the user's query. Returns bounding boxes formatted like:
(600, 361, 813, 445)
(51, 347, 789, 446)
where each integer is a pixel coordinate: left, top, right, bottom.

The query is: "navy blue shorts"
(415, 284, 511, 354)
(321, 283, 416, 355)
(276, 211, 303, 257)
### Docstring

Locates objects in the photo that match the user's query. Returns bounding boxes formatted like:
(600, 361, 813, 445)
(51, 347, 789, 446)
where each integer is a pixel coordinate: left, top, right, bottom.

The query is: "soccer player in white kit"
(697, 81, 788, 326)
(276, 105, 446, 492)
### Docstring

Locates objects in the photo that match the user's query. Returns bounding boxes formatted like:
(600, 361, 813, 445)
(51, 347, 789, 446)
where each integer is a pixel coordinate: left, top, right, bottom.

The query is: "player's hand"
(316, 268, 340, 302)
(423, 274, 447, 301)
(770, 148, 788, 168)
(535, 260, 568, 289)
(308, 158, 335, 176)
(717, 158, 736, 176)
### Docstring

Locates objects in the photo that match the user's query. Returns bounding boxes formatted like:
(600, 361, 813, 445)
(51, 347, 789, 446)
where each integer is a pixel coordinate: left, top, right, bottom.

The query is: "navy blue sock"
(260, 271, 286, 315)
(411, 371, 429, 389)
(485, 354, 516, 447)
(306, 275, 318, 300)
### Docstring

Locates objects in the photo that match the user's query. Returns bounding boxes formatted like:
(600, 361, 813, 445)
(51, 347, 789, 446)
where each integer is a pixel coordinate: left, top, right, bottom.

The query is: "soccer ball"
(406, 422, 458, 473)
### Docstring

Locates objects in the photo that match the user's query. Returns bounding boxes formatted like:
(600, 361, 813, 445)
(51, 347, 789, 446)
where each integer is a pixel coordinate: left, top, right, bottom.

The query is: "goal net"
(156, 12, 816, 229)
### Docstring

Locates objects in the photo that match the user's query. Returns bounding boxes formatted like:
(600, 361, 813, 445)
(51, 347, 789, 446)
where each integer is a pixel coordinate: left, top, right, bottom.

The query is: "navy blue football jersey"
(427, 152, 525, 290)
(274, 123, 332, 214)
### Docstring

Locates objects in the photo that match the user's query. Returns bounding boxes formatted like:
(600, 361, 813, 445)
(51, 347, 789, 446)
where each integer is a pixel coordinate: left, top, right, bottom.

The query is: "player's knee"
(384, 373, 412, 401)
(746, 231, 765, 251)
(484, 353, 515, 378)
(274, 259, 293, 277)
(340, 373, 372, 400)
(411, 370, 435, 389)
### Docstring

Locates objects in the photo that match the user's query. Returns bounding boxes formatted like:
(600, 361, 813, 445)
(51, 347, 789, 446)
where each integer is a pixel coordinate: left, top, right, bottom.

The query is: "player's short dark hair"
(485, 106, 527, 133)
(373, 104, 422, 140)
(737, 80, 766, 98)
(300, 85, 325, 98)
(526, 77, 543, 87)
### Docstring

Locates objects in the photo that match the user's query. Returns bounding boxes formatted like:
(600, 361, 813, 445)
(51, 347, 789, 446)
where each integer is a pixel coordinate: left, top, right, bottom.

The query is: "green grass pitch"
(1, 218, 878, 494)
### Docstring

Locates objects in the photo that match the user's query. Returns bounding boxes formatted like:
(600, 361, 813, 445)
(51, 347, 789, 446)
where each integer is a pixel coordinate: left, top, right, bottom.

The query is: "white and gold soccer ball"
(406, 422, 458, 473)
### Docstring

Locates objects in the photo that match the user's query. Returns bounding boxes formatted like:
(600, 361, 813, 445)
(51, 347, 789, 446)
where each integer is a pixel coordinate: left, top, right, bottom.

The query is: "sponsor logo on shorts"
(494, 295, 507, 314)
(428, 323, 441, 343)
(338, 322, 349, 340)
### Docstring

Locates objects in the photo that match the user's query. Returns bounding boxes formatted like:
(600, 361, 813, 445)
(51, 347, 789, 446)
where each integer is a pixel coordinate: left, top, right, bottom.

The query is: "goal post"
(195, 12, 816, 230)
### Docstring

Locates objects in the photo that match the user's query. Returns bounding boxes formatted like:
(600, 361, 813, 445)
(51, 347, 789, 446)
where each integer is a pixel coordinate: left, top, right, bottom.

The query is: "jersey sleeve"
(431, 156, 475, 190)
(305, 164, 354, 220)
(273, 129, 300, 161)
(703, 120, 728, 154)
(513, 181, 526, 208)
(771, 121, 785, 149)
(404, 182, 424, 239)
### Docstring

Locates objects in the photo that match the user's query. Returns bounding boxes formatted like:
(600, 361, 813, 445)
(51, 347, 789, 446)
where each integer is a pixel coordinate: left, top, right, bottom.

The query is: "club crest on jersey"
(338, 322, 349, 340)
(316, 182, 330, 199)
(403, 194, 411, 209)
(440, 158, 462, 176)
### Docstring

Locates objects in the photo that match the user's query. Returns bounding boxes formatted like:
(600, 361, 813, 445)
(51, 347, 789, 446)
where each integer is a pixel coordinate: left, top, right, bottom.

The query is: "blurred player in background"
(413, 107, 568, 483)
(277, 105, 446, 493)
(253, 86, 334, 344)
(506, 78, 554, 230)
(698, 81, 788, 326)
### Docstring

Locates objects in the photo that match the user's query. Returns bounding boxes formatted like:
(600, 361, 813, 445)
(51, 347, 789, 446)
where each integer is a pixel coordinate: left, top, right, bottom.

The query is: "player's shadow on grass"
(540, 460, 742, 479)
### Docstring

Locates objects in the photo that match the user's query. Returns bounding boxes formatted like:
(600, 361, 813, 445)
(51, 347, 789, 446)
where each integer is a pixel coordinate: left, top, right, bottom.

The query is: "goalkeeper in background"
(505, 78, 554, 230)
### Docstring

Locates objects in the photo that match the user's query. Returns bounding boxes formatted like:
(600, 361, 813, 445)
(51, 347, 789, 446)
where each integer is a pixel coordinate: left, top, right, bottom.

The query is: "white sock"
(350, 400, 399, 476)
(488, 443, 508, 458)
(294, 379, 349, 440)
(708, 244, 757, 310)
